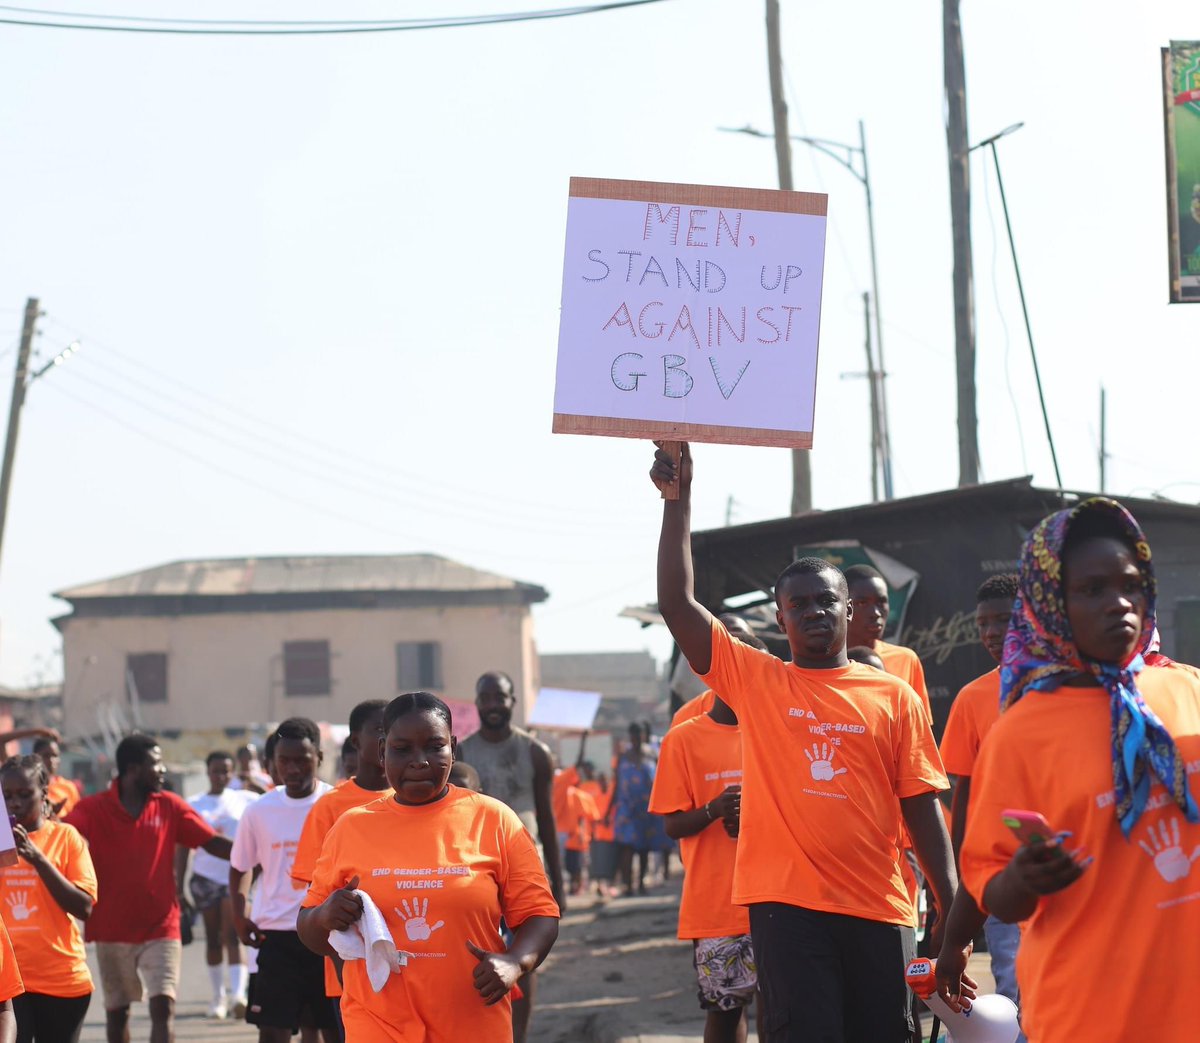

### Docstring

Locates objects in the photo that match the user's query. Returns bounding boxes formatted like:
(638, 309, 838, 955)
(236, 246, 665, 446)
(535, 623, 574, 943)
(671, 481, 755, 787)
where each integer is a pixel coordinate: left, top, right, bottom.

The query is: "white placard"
(527, 688, 602, 731)
(553, 178, 828, 447)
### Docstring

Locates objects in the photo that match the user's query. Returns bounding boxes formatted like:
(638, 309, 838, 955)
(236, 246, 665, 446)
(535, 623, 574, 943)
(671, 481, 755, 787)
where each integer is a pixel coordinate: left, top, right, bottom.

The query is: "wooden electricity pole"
(0, 297, 39, 575)
(765, 0, 812, 514)
(944, 0, 979, 485)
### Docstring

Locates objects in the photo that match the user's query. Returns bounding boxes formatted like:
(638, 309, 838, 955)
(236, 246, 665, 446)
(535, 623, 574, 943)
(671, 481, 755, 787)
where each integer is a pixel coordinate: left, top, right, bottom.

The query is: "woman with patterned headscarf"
(952, 497, 1200, 1042)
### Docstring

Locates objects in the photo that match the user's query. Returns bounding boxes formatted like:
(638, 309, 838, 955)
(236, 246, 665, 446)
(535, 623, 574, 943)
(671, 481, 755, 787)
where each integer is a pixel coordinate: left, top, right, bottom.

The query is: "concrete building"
(54, 554, 548, 761)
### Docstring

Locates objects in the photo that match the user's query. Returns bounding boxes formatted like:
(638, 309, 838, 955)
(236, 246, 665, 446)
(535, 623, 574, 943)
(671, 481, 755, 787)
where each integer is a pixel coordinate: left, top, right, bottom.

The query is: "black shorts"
(749, 903, 915, 1043)
(248, 931, 337, 1032)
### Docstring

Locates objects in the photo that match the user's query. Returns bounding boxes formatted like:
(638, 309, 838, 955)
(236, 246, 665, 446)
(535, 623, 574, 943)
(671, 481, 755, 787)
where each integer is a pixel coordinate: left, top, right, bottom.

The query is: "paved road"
(80, 940, 256, 1042)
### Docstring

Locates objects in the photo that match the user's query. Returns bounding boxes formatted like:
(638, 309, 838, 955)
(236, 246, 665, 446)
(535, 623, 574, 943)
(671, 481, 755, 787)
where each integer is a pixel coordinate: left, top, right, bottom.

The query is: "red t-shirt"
(65, 782, 215, 943)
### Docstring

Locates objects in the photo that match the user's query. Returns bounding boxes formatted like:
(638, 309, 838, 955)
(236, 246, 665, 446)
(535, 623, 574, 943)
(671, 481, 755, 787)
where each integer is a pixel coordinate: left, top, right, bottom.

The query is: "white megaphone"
(906, 958, 1020, 1043)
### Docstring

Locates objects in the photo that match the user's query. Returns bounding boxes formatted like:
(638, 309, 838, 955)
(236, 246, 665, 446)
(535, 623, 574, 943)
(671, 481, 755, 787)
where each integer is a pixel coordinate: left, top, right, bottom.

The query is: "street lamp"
(722, 122, 894, 501)
(969, 122, 1063, 494)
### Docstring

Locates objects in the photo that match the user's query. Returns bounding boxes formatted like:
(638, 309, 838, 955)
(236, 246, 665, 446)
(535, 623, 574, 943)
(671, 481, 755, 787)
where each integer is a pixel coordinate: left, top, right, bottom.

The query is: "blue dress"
(613, 756, 659, 851)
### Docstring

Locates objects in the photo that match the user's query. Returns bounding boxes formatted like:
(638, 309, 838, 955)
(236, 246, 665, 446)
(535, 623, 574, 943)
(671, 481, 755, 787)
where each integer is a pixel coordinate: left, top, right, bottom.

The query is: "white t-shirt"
(230, 781, 332, 931)
(189, 788, 258, 884)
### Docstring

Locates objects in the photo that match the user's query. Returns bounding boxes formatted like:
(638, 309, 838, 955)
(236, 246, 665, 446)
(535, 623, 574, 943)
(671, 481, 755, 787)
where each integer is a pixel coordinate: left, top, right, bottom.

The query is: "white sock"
(229, 963, 248, 1001)
(208, 965, 226, 1002)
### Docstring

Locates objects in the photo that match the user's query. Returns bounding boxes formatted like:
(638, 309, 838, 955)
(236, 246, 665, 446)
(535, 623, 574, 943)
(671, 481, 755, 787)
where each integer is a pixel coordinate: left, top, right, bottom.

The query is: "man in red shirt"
(66, 734, 232, 1043)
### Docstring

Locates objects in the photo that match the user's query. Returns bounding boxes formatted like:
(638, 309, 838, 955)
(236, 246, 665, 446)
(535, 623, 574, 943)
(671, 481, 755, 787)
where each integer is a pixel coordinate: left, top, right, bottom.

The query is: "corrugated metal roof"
(54, 554, 547, 602)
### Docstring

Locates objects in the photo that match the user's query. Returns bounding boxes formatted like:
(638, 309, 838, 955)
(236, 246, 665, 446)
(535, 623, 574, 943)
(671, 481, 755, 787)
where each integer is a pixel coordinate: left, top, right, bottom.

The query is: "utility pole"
(765, 0, 812, 515)
(864, 292, 881, 502)
(1099, 386, 1107, 493)
(0, 298, 39, 575)
(944, 0, 979, 485)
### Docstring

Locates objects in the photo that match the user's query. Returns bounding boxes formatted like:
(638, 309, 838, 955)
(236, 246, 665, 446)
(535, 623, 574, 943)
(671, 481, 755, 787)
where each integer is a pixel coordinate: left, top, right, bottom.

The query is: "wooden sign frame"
(552, 176, 828, 449)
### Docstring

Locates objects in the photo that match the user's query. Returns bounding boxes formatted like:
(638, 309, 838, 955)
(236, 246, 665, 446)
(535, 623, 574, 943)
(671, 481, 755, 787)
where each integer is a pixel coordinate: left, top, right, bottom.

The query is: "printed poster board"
(1164, 41, 1200, 303)
(552, 178, 828, 447)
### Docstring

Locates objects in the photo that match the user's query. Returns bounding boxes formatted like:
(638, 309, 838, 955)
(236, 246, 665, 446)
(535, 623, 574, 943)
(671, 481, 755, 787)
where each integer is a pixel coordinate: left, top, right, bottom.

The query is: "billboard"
(1164, 41, 1200, 303)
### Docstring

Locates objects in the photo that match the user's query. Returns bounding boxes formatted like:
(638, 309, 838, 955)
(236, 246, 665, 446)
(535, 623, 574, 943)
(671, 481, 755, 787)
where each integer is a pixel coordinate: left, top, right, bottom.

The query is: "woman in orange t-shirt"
(298, 692, 559, 1043)
(0, 755, 95, 1042)
(950, 498, 1200, 1043)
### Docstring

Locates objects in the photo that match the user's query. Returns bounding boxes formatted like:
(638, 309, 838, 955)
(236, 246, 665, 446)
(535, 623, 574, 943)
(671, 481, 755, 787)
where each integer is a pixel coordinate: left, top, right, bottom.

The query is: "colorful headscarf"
(1000, 497, 1199, 838)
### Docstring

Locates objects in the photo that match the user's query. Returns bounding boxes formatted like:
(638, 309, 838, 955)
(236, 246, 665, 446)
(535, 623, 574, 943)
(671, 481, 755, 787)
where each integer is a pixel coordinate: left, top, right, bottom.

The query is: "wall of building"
(60, 601, 538, 738)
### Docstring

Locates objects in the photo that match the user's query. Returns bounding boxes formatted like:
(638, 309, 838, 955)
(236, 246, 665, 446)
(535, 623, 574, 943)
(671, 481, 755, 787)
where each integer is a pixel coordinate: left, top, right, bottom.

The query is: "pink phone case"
(1001, 808, 1055, 846)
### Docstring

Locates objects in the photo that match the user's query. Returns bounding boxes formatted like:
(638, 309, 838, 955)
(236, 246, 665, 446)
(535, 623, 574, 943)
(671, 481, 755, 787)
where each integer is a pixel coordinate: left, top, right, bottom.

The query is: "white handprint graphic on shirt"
(1137, 817, 1200, 883)
(804, 742, 848, 783)
(395, 898, 445, 942)
(5, 891, 36, 921)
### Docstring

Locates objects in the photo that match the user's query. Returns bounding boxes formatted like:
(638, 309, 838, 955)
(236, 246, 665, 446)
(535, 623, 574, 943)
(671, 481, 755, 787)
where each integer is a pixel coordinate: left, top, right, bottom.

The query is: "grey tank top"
(458, 727, 540, 837)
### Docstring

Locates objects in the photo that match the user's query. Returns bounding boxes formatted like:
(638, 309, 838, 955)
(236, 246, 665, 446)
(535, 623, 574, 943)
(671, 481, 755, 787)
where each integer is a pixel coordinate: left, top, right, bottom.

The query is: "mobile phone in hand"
(1001, 809, 1055, 846)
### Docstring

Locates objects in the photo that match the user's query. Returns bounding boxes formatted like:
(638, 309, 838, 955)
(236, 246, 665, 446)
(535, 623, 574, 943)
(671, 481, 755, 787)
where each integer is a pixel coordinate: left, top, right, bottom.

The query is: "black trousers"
(12, 991, 91, 1043)
(750, 903, 915, 1043)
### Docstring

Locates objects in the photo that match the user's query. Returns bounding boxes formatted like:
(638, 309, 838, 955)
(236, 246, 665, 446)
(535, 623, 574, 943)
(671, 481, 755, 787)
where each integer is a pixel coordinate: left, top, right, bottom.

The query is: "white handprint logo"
(804, 742, 848, 783)
(5, 892, 36, 922)
(395, 898, 445, 942)
(1137, 817, 1200, 883)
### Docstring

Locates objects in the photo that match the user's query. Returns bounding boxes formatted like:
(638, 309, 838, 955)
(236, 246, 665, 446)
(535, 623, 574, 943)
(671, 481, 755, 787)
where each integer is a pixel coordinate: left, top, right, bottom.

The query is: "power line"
(38, 313, 638, 525)
(0, 0, 672, 35)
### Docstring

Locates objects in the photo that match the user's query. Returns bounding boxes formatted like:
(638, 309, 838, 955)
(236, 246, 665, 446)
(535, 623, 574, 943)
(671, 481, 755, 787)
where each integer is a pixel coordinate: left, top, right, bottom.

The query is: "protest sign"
(527, 688, 602, 731)
(552, 177, 828, 447)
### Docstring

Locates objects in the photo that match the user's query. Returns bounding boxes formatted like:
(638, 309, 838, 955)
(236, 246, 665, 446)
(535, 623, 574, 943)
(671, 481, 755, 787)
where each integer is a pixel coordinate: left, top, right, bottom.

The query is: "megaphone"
(905, 958, 1020, 1043)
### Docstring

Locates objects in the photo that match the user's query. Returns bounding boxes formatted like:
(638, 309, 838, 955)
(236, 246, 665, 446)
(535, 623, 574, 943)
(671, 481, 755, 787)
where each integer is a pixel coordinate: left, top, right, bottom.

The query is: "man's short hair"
(475, 671, 514, 695)
(274, 717, 320, 746)
(262, 732, 279, 764)
(842, 564, 886, 586)
(348, 700, 388, 735)
(846, 646, 886, 670)
(733, 632, 769, 653)
(774, 557, 847, 603)
(116, 733, 159, 776)
(32, 737, 55, 755)
(205, 750, 233, 767)
(976, 573, 1019, 602)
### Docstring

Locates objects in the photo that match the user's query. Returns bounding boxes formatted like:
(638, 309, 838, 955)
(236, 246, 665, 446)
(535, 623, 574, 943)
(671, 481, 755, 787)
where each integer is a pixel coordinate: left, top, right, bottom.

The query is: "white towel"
(328, 890, 409, 993)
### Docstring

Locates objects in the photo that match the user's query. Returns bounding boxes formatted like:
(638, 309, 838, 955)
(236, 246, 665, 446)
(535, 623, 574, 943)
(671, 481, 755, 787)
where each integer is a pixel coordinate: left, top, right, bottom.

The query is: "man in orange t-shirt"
(33, 738, 82, 818)
(937, 573, 1021, 1033)
(650, 679, 758, 1043)
(649, 445, 954, 1043)
(291, 700, 391, 1028)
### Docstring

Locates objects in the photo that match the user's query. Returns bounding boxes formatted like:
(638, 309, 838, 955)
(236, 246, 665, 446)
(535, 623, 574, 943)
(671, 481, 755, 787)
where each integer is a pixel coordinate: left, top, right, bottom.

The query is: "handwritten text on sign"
(552, 179, 828, 447)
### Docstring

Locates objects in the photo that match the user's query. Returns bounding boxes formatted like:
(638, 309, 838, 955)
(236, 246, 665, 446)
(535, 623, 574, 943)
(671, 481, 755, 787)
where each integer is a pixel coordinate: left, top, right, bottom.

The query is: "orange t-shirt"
(670, 690, 715, 728)
(961, 667, 1200, 1043)
(291, 778, 394, 998)
(304, 787, 560, 1043)
(47, 777, 82, 819)
(0, 917, 22, 1003)
(579, 781, 614, 842)
(701, 619, 947, 924)
(648, 714, 747, 939)
(938, 668, 1001, 778)
(551, 767, 580, 835)
(876, 640, 931, 723)
(564, 788, 599, 852)
(0, 820, 94, 996)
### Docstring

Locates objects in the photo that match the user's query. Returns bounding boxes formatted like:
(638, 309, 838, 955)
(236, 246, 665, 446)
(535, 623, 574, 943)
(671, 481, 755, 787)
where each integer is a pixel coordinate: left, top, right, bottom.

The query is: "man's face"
(135, 746, 166, 795)
(352, 711, 386, 771)
(775, 569, 850, 664)
(238, 747, 256, 773)
(847, 577, 889, 646)
(207, 756, 233, 792)
(717, 614, 756, 645)
(274, 737, 320, 798)
(40, 742, 60, 777)
(975, 597, 1014, 664)
(475, 677, 515, 731)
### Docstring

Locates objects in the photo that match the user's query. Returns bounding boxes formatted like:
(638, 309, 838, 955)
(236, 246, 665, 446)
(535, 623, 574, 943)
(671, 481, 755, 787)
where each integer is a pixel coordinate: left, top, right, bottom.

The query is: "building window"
(396, 642, 443, 690)
(284, 640, 331, 697)
(127, 653, 168, 703)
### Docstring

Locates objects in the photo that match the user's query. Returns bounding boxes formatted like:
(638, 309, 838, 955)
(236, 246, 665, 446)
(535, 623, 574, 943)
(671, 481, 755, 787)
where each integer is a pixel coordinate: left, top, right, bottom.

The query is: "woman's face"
(1064, 535, 1147, 664)
(2, 768, 43, 830)
(384, 710, 456, 805)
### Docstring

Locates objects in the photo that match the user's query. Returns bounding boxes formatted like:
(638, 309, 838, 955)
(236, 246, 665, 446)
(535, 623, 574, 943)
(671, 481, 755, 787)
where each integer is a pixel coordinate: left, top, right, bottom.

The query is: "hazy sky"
(0, 0, 1195, 690)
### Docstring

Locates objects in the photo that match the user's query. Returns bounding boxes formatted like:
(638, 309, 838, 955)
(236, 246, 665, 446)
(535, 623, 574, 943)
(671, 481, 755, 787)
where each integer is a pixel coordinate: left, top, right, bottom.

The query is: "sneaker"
(206, 1000, 227, 1020)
